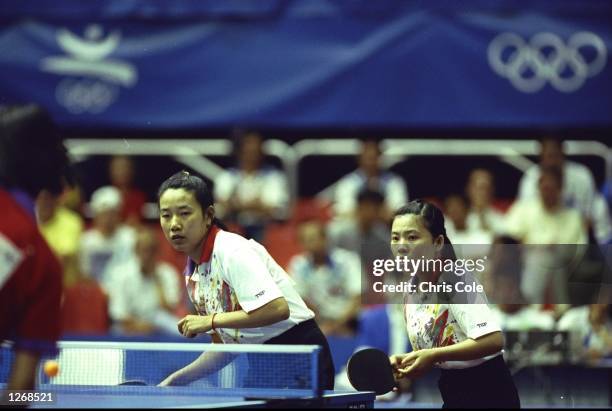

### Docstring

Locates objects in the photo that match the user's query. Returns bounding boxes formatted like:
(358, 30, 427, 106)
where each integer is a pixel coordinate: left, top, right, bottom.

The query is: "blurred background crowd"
(37, 133, 612, 363)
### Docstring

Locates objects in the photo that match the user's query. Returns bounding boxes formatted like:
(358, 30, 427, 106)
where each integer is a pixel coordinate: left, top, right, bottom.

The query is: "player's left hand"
(177, 315, 212, 337)
(395, 349, 437, 379)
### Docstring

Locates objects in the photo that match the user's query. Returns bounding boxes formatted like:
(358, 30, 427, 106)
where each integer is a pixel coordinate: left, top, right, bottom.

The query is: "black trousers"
(438, 355, 520, 408)
(244, 319, 335, 392)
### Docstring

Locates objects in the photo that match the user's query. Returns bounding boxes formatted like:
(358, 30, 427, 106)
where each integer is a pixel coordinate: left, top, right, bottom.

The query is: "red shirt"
(119, 188, 147, 223)
(0, 189, 62, 354)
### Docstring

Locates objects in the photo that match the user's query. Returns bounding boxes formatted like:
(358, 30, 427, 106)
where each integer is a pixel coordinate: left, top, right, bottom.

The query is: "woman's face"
(390, 214, 442, 262)
(159, 188, 211, 257)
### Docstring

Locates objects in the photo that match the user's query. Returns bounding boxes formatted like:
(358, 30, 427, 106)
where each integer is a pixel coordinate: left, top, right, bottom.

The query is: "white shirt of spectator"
(404, 302, 502, 369)
(334, 170, 408, 215)
(518, 161, 596, 218)
(214, 167, 289, 224)
(106, 257, 182, 325)
(186, 228, 314, 344)
(466, 208, 506, 235)
(503, 199, 587, 244)
(592, 194, 612, 244)
(79, 225, 136, 287)
(557, 306, 612, 358)
(490, 305, 555, 331)
(288, 248, 362, 321)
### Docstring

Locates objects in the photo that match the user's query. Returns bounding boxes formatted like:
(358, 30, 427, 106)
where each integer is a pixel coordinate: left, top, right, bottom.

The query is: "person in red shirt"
(0, 104, 72, 392)
(109, 155, 147, 226)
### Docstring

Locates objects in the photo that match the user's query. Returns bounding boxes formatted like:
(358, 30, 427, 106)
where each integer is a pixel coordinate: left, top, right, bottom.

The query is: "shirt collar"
(197, 225, 221, 264)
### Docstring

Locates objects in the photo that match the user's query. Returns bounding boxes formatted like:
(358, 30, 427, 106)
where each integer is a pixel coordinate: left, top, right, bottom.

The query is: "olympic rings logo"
(488, 32, 607, 93)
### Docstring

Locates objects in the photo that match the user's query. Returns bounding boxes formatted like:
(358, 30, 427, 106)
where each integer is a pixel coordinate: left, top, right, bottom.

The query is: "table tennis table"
(2, 385, 376, 408)
(1, 341, 376, 408)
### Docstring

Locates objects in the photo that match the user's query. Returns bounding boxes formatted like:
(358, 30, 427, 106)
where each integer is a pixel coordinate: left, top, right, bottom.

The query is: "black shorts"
(438, 354, 520, 408)
(244, 319, 335, 392)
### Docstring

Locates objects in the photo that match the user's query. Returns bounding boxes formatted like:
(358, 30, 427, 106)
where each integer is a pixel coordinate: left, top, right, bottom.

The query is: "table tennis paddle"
(347, 348, 396, 395)
(119, 380, 147, 386)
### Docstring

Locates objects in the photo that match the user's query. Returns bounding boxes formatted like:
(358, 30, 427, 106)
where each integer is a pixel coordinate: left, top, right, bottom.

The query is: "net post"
(311, 346, 321, 398)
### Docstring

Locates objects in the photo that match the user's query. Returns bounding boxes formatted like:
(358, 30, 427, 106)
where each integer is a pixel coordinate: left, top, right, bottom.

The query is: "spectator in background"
(214, 131, 289, 242)
(36, 189, 84, 287)
(80, 186, 136, 288)
(602, 179, 612, 212)
(466, 169, 505, 235)
(109, 155, 147, 225)
(558, 304, 612, 363)
(60, 184, 85, 215)
(591, 193, 612, 245)
(504, 166, 587, 305)
(106, 227, 182, 336)
(288, 220, 362, 336)
(518, 137, 596, 220)
(513, 137, 612, 245)
(443, 194, 493, 258)
(483, 236, 523, 303)
(334, 139, 408, 221)
(328, 188, 389, 254)
(328, 189, 390, 306)
(490, 304, 556, 332)
(505, 166, 587, 245)
(483, 234, 568, 324)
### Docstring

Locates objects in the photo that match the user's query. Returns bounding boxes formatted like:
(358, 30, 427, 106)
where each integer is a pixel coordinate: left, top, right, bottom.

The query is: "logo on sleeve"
(477, 322, 487, 328)
(255, 290, 266, 298)
(0, 233, 24, 290)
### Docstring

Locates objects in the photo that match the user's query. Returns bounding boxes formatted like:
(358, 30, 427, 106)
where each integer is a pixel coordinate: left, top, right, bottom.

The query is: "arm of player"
(212, 297, 290, 329)
(176, 297, 290, 337)
(158, 333, 235, 386)
(6, 350, 40, 390)
(392, 331, 503, 379)
(158, 351, 236, 386)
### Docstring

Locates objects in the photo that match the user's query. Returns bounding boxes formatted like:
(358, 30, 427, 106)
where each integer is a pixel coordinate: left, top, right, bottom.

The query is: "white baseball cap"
(90, 186, 122, 215)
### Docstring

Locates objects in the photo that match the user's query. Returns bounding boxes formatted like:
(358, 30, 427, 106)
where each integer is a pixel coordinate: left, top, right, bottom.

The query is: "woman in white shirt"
(156, 171, 334, 390)
(389, 200, 520, 408)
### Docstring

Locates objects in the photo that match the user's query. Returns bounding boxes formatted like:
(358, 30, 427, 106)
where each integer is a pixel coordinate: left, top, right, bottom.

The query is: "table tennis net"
(1, 341, 322, 398)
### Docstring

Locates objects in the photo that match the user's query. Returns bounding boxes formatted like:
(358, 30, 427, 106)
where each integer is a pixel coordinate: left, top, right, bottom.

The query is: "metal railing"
(66, 138, 611, 205)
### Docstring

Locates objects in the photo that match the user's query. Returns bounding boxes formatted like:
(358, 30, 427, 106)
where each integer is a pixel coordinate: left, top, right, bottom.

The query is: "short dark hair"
(0, 104, 71, 196)
(357, 188, 384, 205)
(157, 171, 214, 212)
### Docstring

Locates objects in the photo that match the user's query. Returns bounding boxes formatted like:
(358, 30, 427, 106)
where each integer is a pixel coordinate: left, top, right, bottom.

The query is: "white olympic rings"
(488, 31, 607, 93)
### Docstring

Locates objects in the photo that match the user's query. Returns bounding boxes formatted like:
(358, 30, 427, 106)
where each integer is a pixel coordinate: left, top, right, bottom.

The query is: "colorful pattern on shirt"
(406, 304, 457, 351)
(185, 255, 244, 343)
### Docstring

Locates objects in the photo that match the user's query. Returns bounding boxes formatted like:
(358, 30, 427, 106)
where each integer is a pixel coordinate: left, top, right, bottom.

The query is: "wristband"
(211, 313, 217, 331)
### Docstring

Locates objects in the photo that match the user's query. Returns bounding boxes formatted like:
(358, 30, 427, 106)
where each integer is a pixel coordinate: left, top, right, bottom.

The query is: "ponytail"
(212, 217, 229, 231)
(441, 234, 458, 261)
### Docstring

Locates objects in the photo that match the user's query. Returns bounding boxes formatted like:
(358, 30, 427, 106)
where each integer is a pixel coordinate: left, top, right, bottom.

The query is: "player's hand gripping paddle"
(347, 348, 396, 395)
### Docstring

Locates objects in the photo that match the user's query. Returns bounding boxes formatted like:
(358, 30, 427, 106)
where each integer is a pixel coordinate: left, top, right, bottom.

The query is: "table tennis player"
(0, 105, 71, 392)
(157, 171, 334, 389)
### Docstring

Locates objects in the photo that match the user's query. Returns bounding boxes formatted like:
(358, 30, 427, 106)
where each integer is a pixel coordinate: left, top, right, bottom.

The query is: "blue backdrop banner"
(0, 0, 610, 128)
